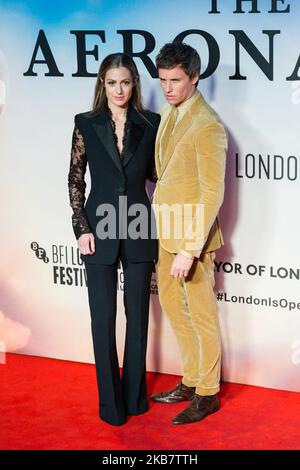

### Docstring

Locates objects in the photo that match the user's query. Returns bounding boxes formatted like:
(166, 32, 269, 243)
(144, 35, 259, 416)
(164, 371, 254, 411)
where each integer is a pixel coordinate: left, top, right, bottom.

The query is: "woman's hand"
(78, 233, 95, 255)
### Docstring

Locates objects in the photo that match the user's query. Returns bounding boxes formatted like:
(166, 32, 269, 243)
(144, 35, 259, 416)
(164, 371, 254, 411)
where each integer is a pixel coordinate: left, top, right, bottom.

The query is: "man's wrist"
(179, 250, 195, 260)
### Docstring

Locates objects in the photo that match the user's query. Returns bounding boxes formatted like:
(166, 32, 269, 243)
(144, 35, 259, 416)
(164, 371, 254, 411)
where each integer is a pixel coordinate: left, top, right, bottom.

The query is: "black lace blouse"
(68, 125, 91, 239)
(107, 105, 130, 160)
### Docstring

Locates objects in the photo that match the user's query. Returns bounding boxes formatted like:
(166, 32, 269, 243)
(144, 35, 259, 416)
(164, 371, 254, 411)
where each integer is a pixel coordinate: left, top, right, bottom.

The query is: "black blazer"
(68, 106, 160, 265)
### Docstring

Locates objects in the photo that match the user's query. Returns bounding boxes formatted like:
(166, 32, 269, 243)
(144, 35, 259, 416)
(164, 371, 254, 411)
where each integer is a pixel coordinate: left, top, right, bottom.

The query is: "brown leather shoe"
(151, 381, 196, 404)
(172, 393, 220, 424)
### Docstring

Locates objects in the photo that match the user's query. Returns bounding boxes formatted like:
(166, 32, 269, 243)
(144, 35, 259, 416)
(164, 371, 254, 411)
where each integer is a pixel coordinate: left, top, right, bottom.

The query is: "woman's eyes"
(107, 81, 131, 86)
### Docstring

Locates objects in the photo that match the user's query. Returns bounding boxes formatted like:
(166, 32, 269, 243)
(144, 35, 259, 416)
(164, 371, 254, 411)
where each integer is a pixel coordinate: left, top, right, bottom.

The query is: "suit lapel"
(159, 110, 191, 178)
(92, 109, 123, 173)
(158, 94, 205, 179)
(155, 109, 170, 178)
(91, 107, 147, 172)
(122, 108, 146, 168)
(155, 127, 163, 178)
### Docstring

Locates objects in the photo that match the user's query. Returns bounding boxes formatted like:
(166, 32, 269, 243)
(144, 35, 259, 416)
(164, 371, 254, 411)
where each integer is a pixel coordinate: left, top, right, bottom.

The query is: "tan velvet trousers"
(156, 244, 221, 396)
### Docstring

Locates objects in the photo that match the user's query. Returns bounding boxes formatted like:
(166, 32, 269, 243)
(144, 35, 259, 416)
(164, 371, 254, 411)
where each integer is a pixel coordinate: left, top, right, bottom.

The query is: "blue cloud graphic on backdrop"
(0, 0, 156, 23)
(0, 0, 108, 20)
(4, 0, 298, 29)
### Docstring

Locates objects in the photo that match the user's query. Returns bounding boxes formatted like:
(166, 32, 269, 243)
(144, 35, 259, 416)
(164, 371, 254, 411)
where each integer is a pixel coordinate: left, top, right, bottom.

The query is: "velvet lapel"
(156, 93, 205, 179)
(155, 111, 169, 178)
(159, 110, 192, 177)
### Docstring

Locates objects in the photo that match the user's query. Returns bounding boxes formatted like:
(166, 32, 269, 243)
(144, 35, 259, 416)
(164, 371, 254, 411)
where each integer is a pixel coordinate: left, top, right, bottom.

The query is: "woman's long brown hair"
(90, 53, 145, 115)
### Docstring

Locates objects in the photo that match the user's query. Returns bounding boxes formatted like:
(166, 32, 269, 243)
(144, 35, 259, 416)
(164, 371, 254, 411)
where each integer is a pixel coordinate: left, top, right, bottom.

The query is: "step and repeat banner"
(1, 0, 300, 392)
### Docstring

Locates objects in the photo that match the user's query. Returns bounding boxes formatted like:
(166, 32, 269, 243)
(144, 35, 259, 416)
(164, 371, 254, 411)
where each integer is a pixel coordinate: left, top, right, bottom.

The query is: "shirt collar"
(176, 88, 199, 119)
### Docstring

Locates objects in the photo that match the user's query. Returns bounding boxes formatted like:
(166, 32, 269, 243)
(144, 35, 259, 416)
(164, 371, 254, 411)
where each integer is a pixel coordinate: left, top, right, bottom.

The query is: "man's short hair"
(156, 42, 201, 80)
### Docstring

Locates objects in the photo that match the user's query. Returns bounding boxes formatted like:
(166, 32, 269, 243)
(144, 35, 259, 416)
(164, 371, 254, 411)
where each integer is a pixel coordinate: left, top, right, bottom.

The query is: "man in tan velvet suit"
(151, 42, 227, 424)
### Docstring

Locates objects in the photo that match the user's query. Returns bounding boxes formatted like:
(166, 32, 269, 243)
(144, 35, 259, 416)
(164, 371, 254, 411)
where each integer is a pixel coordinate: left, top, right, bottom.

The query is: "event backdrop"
(1, 0, 300, 392)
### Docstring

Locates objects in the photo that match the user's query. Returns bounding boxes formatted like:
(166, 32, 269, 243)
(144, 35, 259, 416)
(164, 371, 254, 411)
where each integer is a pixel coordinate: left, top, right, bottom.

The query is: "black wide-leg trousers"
(84, 245, 153, 426)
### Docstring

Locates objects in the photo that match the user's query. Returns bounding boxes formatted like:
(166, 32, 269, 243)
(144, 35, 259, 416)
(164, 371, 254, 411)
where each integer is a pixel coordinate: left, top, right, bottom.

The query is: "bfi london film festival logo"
(30, 242, 49, 263)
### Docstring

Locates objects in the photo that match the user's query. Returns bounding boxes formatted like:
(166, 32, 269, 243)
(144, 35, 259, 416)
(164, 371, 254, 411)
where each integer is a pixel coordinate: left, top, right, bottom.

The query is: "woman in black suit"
(68, 53, 160, 426)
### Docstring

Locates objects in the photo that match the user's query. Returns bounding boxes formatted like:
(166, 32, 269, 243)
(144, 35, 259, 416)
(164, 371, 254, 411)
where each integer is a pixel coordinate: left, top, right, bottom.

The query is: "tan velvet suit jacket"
(153, 92, 227, 258)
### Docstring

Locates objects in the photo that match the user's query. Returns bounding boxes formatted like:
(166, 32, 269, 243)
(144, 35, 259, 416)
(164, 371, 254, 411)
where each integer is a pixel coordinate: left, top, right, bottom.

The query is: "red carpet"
(1, 353, 300, 450)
